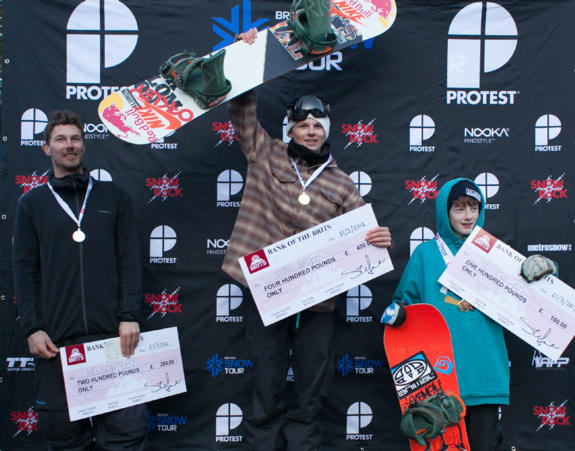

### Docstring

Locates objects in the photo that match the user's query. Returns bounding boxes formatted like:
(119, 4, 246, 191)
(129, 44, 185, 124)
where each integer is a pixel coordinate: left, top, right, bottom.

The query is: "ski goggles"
(287, 95, 330, 121)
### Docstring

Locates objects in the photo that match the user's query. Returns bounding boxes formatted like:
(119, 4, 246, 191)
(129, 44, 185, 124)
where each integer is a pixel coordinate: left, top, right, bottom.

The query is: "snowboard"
(98, 0, 397, 144)
(383, 304, 470, 451)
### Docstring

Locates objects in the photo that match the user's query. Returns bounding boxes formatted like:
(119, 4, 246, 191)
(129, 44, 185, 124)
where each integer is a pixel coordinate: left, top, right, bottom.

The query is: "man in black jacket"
(12, 110, 148, 450)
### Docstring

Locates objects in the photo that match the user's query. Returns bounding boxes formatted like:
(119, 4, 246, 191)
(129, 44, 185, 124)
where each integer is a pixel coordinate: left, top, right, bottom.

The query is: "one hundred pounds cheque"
(239, 204, 393, 326)
(60, 327, 186, 421)
(438, 227, 575, 360)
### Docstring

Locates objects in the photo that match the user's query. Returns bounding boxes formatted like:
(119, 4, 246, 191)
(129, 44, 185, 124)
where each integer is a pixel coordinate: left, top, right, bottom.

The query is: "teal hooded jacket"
(393, 178, 510, 406)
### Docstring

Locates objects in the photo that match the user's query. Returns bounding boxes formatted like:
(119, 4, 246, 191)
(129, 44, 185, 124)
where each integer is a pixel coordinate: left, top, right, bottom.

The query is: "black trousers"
(465, 404, 500, 451)
(244, 297, 335, 451)
(35, 356, 148, 451)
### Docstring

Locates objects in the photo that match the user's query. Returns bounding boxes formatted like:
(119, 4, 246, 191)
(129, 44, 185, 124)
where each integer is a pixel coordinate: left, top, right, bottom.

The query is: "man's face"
(288, 118, 326, 153)
(42, 124, 85, 177)
(449, 196, 480, 238)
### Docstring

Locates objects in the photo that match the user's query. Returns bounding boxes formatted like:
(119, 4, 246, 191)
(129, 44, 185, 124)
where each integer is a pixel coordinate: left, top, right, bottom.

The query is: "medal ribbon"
(290, 155, 333, 193)
(47, 177, 93, 231)
(435, 233, 455, 266)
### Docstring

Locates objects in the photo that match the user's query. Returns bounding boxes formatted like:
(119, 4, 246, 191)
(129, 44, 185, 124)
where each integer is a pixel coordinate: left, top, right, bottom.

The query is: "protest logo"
(346, 401, 373, 441)
(409, 114, 435, 152)
(535, 114, 562, 152)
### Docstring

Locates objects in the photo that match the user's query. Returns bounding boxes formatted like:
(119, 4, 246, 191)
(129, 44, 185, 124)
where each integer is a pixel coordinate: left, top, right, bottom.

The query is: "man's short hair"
(44, 110, 85, 143)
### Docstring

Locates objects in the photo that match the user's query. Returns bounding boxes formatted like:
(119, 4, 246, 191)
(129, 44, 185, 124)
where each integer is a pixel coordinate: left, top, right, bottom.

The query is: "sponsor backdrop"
(1, 0, 574, 449)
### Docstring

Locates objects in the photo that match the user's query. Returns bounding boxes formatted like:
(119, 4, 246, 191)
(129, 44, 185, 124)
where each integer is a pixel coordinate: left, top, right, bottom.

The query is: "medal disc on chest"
(73, 229, 86, 243)
(298, 192, 311, 205)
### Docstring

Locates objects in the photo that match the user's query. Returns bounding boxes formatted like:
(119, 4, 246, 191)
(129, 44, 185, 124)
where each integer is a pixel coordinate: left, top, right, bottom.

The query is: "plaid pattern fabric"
(222, 91, 365, 291)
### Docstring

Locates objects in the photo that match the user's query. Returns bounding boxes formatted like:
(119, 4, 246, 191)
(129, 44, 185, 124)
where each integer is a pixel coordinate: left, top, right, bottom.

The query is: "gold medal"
(457, 300, 474, 312)
(73, 229, 86, 243)
(298, 192, 310, 206)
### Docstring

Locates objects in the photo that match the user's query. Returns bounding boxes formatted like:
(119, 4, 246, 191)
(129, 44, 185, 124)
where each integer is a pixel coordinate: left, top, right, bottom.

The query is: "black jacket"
(12, 171, 143, 345)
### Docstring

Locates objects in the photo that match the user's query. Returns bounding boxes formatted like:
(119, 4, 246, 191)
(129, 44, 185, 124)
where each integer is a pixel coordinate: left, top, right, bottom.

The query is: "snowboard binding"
(160, 49, 232, 109)
(400, 391, 466, 447)
(288, 0, 338, 55)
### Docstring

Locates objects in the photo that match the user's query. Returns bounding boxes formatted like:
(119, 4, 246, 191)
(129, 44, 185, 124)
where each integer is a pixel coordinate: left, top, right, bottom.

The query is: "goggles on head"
(287, 95, 330, 122)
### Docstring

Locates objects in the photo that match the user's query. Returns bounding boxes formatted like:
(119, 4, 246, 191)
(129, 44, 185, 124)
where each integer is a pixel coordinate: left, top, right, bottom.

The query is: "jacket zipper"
(73, 180, 89, 335)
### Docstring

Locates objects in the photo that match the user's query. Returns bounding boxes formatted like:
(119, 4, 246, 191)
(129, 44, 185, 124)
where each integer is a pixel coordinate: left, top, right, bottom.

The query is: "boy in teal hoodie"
(382, 178, 557, 451)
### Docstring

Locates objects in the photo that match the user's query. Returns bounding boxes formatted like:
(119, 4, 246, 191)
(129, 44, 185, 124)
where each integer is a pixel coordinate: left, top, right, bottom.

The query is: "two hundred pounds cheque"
(239, 204, 393, 326)
(438, 227, 575, 360)
(60, 327, 186, 421)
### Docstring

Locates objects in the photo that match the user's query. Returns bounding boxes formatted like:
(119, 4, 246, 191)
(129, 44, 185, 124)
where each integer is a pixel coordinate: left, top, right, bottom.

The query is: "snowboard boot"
(159, 49, 231, 109)
(289, 0, 338, 55)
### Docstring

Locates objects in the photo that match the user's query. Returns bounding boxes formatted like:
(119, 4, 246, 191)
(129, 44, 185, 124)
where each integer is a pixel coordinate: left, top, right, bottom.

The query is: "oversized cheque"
(438, 227, 575, 360)
(60, 327, 186, 421)
(239, 204, 393, 326)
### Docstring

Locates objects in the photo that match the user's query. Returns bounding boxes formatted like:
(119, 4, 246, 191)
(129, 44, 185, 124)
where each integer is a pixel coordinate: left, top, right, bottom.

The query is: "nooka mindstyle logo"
(341, 119, 378, 149)
(149, 225, 177, 264)
(147, 412, 188, 432)
(446, 2, 518, 105)
(475, 172, 500, 210)
(15, 170, 50, 196)
(337, 354, 385, 377)
(217, 169, 243, 207)
(66, 0, 138, 100)
(409, 114, 435, 152)
(410, 227, 434, 256)
(21, 108, 47, 147)
(206, 354, 253, 377)
(349, 171, 373, 197)
(530, 174, 568, 205)
(144, 287, 182, 319)
(463, 126, 510, 144)
(213, 120, 237, 147)
(10, 407, 38, 437)
(216, 284, 244, 323)
(346, 401, 373, 441)
(207, 238, 229, 256)
(6, 357, 35, 373)
(405, 175, 439, 204)
(212, 0, 269, 50)
(533, 401, 570, 431)
(83, 122, 109, 140)
(346, 285, 373, 323)
(535, 114, 562, 152)
(215, 403, 244, 443)
(146, 173, 183, 202)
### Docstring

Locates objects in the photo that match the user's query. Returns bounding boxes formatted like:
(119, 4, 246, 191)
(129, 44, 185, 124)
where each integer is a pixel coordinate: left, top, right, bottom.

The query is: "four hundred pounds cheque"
(239, 204, 394, 326)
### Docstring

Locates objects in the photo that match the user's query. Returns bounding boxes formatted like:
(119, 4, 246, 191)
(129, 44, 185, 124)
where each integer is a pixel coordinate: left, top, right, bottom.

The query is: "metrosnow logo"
(533, 401, 570, 431)
(217, 169, 243, 207)
(149, 225, 177, 264)
(405, 175, 439, 204)
(10, 407, 38, 437)
(342, 119, 378, 149)
(530, 174, 567, 205)
(15, 170, 50, 196)
(349, 171, 372, 197)
(21, 108, 47, 147)
(212, 0, 269, 50)
(66, 0, 138, 100)
(409, 114, 435, 152)
(213, 121, 237, 147)
(216, 284, 244, 323)
(446, 2, 518, 105)
(144, 287, 182, 319)
(346, 285, 373, 323)
(337, 354, 385, 377)
(535, 114, 562, 152)
(206, 354, 253, 377)
(410, 226, 434, 256)
(346, 401, 373, 441)
(215, 403, 244, 443)
(146, 173, 183, 202)
(474, 172, 500, 210)
(148, 412, 188, 432)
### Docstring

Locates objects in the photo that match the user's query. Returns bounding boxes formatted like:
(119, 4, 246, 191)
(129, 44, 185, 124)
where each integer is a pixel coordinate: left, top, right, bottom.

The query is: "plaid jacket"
(222, 91, 364, 307)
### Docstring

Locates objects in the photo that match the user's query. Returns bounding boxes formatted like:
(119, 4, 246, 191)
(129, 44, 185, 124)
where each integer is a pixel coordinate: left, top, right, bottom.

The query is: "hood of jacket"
(435, 177, 485, 254)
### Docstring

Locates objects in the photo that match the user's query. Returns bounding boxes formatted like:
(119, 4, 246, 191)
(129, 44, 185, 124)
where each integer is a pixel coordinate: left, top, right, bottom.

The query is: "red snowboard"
(384, 304, 470, 451)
